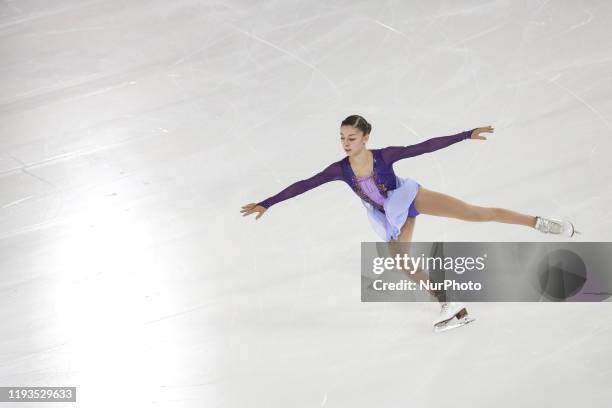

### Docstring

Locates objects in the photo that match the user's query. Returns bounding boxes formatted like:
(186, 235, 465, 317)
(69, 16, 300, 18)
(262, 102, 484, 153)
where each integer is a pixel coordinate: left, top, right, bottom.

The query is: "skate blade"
(432, 307, 467, 327)
(434, 317, 476, 333)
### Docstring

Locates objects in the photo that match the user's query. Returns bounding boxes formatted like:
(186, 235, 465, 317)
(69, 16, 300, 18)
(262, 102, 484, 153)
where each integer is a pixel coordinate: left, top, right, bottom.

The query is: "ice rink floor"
(1, 0, 612, 407)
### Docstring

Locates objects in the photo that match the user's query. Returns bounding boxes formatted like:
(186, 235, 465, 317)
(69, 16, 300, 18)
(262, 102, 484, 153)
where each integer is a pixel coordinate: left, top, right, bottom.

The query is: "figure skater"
(241, 114, 578, 331)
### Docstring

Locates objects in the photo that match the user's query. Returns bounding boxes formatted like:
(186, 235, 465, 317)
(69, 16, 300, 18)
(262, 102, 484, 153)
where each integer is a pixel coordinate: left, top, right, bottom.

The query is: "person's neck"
(349, 148, 371, 165)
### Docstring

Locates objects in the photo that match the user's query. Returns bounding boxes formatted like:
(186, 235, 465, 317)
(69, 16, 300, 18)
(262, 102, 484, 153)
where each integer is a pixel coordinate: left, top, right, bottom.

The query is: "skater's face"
(340, 126, 369, 156)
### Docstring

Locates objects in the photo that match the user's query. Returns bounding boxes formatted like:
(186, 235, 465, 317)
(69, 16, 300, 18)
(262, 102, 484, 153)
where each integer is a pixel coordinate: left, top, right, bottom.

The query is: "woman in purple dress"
(241, 115, 578, 330)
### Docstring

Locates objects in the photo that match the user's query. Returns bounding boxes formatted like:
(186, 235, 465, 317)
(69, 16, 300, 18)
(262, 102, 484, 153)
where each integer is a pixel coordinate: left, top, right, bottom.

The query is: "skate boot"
(534, 216, 580, 237)
(433, 302, 468, 326)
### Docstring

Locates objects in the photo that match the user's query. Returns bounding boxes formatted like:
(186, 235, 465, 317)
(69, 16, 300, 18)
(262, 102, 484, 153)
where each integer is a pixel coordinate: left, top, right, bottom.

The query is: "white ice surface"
(1, 1, 612, 407)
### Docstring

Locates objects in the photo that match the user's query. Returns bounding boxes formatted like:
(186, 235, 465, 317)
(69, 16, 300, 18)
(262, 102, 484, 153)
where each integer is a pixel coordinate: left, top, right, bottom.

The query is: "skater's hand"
(470, 125, 494, 140)
(241, 203, 267, 220)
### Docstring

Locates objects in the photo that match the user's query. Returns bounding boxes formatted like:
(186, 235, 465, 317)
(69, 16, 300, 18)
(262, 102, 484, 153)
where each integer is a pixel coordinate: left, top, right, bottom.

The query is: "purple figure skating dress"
(257, 129, 475, 241)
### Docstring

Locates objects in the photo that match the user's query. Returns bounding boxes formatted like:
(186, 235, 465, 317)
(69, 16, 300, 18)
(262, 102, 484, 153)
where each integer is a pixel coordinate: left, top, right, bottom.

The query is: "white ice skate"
(534, 216, 581, 237)
(433, 302, 475, 333)
(433, 302, 466, 325)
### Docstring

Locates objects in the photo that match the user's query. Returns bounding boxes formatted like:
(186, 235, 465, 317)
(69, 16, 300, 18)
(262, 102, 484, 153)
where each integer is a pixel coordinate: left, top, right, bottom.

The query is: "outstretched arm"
(256, 161, 343, 209)
(379, 129, 477, 165)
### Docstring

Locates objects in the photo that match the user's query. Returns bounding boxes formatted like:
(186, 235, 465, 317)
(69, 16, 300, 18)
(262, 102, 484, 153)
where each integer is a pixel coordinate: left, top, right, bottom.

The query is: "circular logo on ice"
(536, 249, 586, 300)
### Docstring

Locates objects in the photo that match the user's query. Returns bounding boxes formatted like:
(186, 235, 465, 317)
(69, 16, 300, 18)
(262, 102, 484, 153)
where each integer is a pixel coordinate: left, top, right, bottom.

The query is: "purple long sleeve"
(257, 161, 343, 209)
(379, 129, 474, 164)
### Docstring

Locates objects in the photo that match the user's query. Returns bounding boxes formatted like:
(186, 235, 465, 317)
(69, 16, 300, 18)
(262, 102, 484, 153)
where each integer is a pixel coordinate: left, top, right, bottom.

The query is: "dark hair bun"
(341, 114, 372, 135)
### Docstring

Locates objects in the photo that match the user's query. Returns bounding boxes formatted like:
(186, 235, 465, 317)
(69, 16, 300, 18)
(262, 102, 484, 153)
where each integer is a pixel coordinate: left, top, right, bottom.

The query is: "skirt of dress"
(360, 176, 421, 242)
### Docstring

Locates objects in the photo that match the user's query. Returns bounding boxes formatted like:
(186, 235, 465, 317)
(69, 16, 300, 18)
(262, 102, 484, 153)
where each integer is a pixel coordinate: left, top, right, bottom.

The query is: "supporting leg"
(388, 217, 445, 302)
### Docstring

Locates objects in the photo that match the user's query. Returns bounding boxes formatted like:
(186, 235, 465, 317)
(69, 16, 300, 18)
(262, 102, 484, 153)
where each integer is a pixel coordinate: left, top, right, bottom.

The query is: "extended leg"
(414, 186, 537, 228)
